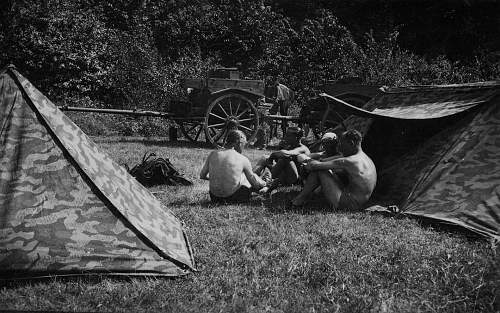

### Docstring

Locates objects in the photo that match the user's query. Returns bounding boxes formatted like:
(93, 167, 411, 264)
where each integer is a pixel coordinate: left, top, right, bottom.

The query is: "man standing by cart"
(268, 78, 295, 139)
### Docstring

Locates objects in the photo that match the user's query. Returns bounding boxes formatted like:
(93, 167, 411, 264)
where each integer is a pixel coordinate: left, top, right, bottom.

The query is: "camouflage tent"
(0, 65, 195, 277)
(320, 81, 500, 241)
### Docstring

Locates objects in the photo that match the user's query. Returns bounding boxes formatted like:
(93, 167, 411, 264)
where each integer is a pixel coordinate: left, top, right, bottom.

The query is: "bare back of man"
(200, 130, 266, 202)
(204, 149, 253, 197)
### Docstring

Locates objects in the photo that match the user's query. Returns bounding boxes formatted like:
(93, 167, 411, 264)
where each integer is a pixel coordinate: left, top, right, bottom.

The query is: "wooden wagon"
(60, 69, 380, 146)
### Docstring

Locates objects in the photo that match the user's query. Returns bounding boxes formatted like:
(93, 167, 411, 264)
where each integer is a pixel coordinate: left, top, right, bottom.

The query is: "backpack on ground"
(126, 152, 193, 187)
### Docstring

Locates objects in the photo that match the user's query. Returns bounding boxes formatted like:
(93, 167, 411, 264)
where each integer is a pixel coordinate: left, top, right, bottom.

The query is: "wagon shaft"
(59, 106, 173, 118)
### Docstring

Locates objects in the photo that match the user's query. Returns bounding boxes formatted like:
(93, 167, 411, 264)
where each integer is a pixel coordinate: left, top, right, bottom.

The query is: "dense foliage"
(2, 0, 499, 129)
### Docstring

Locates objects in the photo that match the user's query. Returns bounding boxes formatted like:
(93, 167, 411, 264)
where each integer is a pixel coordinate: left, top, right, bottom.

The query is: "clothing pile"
(127, 152, 193, 187)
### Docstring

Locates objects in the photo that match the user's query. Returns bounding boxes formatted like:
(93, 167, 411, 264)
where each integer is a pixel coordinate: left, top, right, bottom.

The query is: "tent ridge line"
(380, 81, 500, 94)
(5, 67, 195, 272)
(319, 93, 491, 120)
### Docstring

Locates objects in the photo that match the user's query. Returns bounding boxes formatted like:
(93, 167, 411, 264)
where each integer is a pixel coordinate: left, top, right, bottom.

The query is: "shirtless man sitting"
(200, 129, 266, 203)
(298, 132, 340, 163)
(255, 126, 310, 193)
(291, 129, 377, 210)
(296, 132, 341, 180)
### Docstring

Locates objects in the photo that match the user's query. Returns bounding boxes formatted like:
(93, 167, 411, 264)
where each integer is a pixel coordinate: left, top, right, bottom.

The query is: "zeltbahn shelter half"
(0, 65, 195, 277)
(320, 81, 500, 241)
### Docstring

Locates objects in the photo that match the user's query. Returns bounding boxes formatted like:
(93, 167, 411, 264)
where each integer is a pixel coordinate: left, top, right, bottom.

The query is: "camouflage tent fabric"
(0, 65, 195, 277)
(322, 82, 500, 240)
(320, 81, 499, 119)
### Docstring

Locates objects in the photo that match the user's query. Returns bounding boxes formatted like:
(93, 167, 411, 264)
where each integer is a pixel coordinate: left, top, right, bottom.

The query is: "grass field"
(1, 138, 499, 313)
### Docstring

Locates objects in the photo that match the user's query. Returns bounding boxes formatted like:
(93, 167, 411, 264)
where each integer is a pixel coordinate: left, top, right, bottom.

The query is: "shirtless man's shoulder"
(212, 149, 250, 165)
(342, 152, 375, 175)
(237, 153, 252, 167)
(344, 151, 376, 188)
(298, 143, 310, 154)
(359, 151, 376, 173)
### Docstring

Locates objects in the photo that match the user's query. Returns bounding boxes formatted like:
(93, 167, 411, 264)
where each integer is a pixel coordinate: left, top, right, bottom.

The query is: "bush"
(2, 1, 499, 137)
(349, 31, 500, 86)
(1, 1, 116, 100)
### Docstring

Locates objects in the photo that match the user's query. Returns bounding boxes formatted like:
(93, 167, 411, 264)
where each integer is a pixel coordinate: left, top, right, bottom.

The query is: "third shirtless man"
(291, 130, 377, 210)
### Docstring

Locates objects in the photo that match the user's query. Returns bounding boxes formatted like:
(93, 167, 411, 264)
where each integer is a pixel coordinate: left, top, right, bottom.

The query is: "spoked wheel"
(320, 109, 349, 134)
(315, 94, 370, 137)
(178, 119, 206, 142)
(204, 93, 259, 148)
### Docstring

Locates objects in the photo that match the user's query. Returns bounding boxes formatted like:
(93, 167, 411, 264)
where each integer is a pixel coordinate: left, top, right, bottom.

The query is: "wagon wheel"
(178, 120, 206, 142)
(204, 93, 259, 148)
(314, 94, 370, 138)
(320, 108, 349, 133)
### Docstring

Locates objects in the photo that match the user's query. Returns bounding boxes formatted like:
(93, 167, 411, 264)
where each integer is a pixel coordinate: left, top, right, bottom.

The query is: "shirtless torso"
(292, 130, 377, 210)
(200, 149, 265, 198)
(293, 140, 377, 210)
(334, 150, 377, 206)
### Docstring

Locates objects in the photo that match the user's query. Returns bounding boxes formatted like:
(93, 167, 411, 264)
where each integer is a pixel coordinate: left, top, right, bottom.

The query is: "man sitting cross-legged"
(294, 131, 342, 183)
(291, 129, 377, 210)
(200, 130, 267, 203)
(298, 132, 341, 164)
(255, 126, 310, 194)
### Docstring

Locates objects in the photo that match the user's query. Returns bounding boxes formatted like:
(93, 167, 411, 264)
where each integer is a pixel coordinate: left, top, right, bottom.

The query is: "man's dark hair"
(286, 126, 304, 139)
(226, 129, 246, 147)
(342, 129, 362, 147)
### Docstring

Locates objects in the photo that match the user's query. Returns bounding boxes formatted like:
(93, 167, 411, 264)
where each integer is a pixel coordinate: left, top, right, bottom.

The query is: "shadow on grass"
(411, 216, 487, 242)
(176, 198, 270, 209)
(363, 204, 490, 241)
(173, 187, 365, 215)
(166, 185, 490, 242)
(265, 189, 341, 215)
(168, 198, 213, 207)
(266, 189, 400, 217)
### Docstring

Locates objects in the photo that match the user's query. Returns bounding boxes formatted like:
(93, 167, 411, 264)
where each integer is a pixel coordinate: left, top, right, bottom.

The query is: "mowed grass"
(1, 138, 499, 313)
